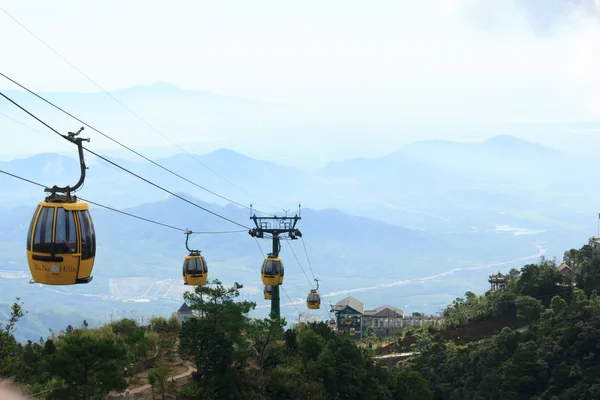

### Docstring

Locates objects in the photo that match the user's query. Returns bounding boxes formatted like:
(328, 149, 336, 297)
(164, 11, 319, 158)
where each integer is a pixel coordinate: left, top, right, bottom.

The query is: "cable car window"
(26, 205, 40, 250)
(79, 210, 95, 260)
(186, 259, 195, 272)
(185, 258, 205, 273)
(264, 260, 273, 274)
(280, 261, 284, 277)
(55, 208, 78, 254)
(203, 259, 208, 273)
(33, 206, 55, 253)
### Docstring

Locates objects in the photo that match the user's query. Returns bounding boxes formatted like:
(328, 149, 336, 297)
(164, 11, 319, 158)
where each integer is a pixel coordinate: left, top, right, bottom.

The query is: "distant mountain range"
(0, 189, 542, 342)
(1, 133, 597, 340)
(1, 134, 596, 231)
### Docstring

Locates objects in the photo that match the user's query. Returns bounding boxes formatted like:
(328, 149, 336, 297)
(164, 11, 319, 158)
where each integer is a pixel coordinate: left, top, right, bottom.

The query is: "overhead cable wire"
(281, 286, 301, 314)
(1, 108, 150, 179)
(0, 169, 45, 189)
(83, 147, 251, 229)
(0, 72, 274, 217)
(254, 238, 266, 258)
(79, 199, 189, 232)
(301, 236, 317, 280)
(81, 199, 246, 234)
(0, 8, 281, 211)
(0, 169, 246, 235)
(1, 110, 71, 150)
(285, 240, 316, 287)
(0, 90, 251, 230)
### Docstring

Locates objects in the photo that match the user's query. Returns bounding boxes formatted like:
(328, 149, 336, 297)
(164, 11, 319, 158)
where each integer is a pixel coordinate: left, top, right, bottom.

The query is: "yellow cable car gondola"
(307, 290, 320, 309)
(261, 253, 283, 286)
(306, 278, 321, 310)
(182, 231, 208, 286)
(26, 128, 96, 285)
(350, 327, 356, 336)
(345, 316, 352, 325)
(328, 319, 336, 328)
(264, 285, 272, 300)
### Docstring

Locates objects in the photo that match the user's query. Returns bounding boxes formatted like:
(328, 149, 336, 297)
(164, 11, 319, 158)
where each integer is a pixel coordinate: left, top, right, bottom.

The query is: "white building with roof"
(331, 296, 443, 339)
(176, 302, 201, 324)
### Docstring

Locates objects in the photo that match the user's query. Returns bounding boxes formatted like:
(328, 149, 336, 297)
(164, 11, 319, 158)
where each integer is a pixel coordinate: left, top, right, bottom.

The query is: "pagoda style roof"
(488, 271, 508, 281)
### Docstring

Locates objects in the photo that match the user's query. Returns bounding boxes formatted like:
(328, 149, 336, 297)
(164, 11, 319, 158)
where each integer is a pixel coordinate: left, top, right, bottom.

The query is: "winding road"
(259, 244, 547, 309)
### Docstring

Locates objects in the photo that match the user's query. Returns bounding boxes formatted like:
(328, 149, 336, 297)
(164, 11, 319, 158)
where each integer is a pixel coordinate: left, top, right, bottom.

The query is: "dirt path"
(118, 365, 195, 396)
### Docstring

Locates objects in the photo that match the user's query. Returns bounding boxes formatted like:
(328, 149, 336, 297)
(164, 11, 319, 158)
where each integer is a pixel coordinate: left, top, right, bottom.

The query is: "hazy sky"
(2, 0, 600, 164)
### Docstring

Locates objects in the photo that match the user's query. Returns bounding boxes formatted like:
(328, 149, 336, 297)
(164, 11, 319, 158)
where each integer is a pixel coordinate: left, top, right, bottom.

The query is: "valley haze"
(0, 128, 595, 341)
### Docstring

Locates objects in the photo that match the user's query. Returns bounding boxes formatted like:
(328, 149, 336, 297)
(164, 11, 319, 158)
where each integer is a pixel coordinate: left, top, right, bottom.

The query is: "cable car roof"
(184, 254, 204, 259)
(38, 200, 89, 210)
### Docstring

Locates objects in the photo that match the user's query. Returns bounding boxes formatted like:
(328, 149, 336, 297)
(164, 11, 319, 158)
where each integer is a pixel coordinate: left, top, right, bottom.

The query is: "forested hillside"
(1, 243, 600, 399)
(397, 243, 600, 399)
(0, 280, 431, 399)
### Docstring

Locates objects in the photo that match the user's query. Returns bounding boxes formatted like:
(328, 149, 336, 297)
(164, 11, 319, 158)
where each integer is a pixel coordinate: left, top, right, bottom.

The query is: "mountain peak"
(479, 134, 564, 155)
(206, 148, 248, 158)
(482, 135, 531, 145)
(128, 81, 183, 92)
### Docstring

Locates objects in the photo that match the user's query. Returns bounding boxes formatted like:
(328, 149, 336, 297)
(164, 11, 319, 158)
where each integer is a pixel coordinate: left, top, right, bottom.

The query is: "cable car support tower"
(249, 205, 302, 319)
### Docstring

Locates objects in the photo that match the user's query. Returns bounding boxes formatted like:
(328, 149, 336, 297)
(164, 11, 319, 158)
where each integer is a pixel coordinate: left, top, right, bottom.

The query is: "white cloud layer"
(1, 0, 600, 161)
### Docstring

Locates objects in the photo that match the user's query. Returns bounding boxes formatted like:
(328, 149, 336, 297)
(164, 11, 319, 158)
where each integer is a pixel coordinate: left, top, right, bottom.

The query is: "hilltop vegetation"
(2, 243, 600, 399)
(0, 280, 432, 400)
(395, 243, 600, 399)
(0, 298, 181, 399)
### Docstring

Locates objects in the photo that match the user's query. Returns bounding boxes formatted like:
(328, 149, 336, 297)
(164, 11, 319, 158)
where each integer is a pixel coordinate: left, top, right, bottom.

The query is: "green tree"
(309, 335, 390, 399)
(363, 326, 378, 350)
(149, 316, 168, 332)
(573, 246, 600, 295)
(167, 313, 180, 332)
(515, 296, 543, 326)
(564, 245, 593, 271)
(111, 318, 138, 336)
(43, 339, 56, 356)
(0, 298, 25, 378)
(246, 313, 285, 368)
(365, 326, 376, 337)
(388, 370, 432, 400)
(148, 364, 169, 400)
(297, 329, 326, 365)
(517, 260, 566, 298)
(550, 296, 567, 313)
(47, 333, 128, 399)
(178, 279, 255, 399)
(284, 328, 297, 354)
